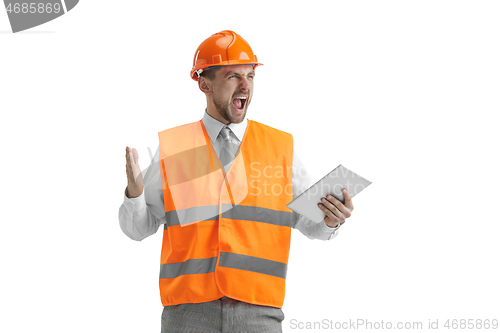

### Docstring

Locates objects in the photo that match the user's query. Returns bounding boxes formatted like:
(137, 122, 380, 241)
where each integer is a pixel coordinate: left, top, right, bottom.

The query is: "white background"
(1, 1, 499, 332)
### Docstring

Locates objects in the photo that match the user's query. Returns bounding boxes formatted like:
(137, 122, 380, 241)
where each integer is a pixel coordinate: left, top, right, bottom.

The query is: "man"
(119, 30, 354, 333)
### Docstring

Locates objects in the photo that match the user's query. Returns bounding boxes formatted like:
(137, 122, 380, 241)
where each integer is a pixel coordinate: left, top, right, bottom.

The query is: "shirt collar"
(202, 109, 248, 143)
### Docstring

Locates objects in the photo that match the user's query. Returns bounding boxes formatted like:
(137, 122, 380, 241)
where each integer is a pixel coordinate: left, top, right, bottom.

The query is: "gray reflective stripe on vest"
(165, 204, 296, 228)
(166, 205, 220, 227)
(291, 211, 300, 228)
(221, 204, 295, 228)
(159, 257, 217, 279)
(219, 252, 287, 279)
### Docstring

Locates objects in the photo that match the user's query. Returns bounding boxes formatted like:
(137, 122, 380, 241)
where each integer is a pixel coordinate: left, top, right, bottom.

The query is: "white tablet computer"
(287, 164, 372, 223)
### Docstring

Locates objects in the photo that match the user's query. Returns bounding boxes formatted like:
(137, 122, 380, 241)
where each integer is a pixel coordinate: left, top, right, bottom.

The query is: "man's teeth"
(235, 97, 247, 100)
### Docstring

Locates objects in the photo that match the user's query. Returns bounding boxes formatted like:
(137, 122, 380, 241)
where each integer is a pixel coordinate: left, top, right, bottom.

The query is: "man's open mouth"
(232, 96, 247, 112)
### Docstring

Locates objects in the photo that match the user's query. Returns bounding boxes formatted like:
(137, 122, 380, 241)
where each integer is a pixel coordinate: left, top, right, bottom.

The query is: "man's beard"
(213, 91, 248, 124)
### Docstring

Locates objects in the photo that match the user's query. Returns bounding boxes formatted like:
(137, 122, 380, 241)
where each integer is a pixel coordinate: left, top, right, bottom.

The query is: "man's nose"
(239, 77, 251, 91)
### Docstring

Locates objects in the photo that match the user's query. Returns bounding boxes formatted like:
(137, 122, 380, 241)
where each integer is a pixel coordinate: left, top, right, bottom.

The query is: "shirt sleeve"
(118, 146, 165, 241)
(292, 145, 341, 241)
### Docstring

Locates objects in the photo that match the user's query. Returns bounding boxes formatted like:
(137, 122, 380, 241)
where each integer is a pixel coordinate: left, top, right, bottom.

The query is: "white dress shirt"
(119, 111, 341, 241)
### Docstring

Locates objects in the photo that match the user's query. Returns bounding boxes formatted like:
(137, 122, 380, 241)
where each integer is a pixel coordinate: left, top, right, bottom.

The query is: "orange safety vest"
(158, 119, 294, 308)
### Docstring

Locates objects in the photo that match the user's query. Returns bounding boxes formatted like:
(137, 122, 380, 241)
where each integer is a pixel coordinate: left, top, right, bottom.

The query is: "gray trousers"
(161, 296, 285, 333)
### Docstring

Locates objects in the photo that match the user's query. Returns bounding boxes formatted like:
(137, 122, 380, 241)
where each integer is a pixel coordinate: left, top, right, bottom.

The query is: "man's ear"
(198, 77, 212, 95)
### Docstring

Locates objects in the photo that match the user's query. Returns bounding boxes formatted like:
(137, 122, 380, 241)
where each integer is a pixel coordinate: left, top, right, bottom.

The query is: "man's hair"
(200, 67, 222, 81)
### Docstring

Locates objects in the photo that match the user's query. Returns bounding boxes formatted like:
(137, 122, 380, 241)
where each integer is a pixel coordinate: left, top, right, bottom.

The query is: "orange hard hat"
(190, 30, 263, 81)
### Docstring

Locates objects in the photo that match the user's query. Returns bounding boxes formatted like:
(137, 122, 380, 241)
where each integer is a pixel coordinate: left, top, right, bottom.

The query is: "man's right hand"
(125, 146, 144, 198)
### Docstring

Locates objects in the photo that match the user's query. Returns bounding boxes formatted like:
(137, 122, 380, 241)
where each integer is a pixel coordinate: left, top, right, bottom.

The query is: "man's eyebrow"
(224, 71, 256, 76)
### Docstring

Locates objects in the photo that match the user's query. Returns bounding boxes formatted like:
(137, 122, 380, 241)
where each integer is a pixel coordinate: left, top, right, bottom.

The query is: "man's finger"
(128, 148, 139, 166)
(318, 203, 332, 219)
(126, 147, 132, 164)
(321, 197, 340, 216)
(325, 195, 345, 211)
(343, 189, 354, 210)
(318, 203, 341, 223)
(125, 147, 138, 182)
(325, 194, 350, 219)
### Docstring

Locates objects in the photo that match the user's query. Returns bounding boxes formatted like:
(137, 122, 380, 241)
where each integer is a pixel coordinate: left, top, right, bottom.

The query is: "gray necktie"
(218, 126, 239, 172)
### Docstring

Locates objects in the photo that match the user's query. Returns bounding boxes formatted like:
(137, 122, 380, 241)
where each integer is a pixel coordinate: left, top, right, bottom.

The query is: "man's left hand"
(318, 189, 354, 228)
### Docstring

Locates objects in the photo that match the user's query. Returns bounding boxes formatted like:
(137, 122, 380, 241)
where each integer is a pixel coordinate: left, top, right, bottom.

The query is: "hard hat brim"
(191, 62, 263, 81)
